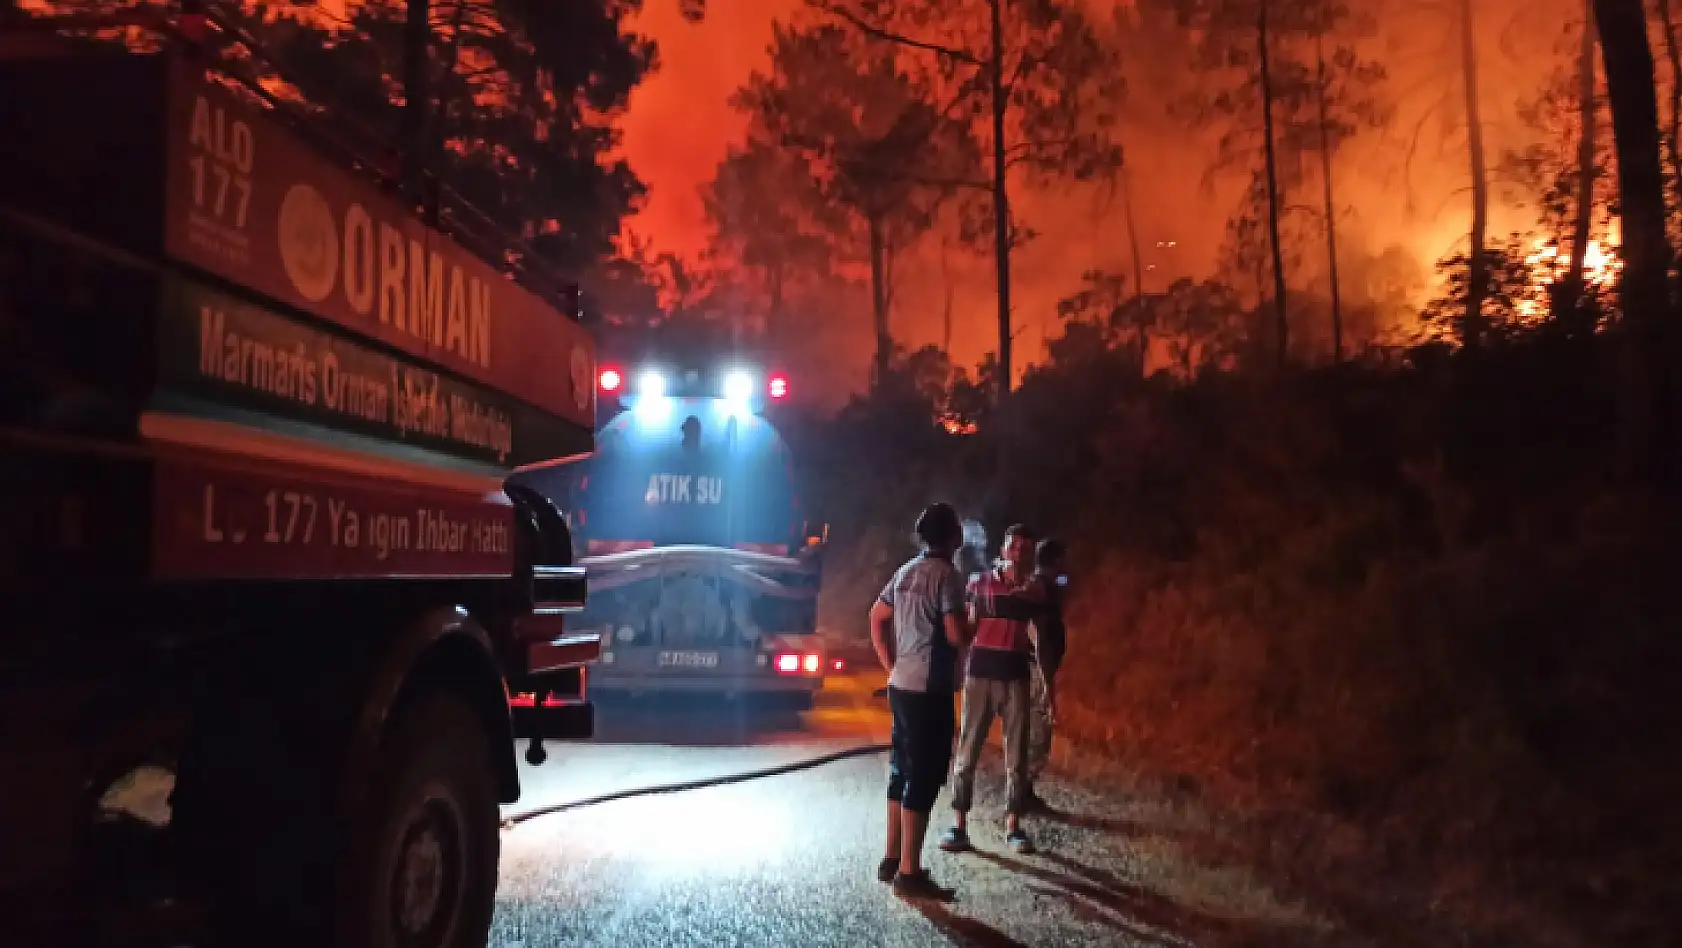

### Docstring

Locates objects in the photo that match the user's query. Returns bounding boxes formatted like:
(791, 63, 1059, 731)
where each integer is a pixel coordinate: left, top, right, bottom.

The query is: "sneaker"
(937, 826, 973, 853)
(876, 856, 900, 883)
(892, 869, 956, 902)
(1006, 828, 1036, 855)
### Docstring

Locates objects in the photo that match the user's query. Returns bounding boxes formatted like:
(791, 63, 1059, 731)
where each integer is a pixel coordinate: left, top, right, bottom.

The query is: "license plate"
(657, 651, 719, 668)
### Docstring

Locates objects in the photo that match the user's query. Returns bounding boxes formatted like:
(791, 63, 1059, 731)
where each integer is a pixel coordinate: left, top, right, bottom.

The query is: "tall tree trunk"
(1593, 0, 1677, 483)
(1119, 163, 1147, 300)
(1461, 0, 1489, 345)
(402, 0, 433, 221)
(1656, 0, 1682, 208)
(989, 0, 1013, 400)
(868, 212, 891, 387)
(1566, 4, 1599, 297)
(1315, 32, 1344, 362)
(1257, 0, 1290, 370)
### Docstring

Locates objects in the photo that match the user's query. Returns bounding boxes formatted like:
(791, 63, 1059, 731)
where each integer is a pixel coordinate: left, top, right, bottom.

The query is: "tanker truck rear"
(515, 364, 830, 708)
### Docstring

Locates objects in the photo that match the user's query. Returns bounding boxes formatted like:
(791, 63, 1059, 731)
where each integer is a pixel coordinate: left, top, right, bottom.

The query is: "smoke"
(617, 0, 800, 257)
(617, 0, 1583, 396)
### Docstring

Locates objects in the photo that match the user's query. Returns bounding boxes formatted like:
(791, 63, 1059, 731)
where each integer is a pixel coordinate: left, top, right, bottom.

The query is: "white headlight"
(723, 370, 754, 402)
(639, 371, 666, 398)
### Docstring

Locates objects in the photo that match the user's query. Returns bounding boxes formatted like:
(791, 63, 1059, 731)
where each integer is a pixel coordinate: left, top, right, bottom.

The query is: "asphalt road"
(489, 674, 1312, 948)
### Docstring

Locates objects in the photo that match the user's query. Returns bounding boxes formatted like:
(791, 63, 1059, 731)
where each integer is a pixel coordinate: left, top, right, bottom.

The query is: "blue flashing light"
(723, 370, 755, 402)
(638, 370, 667, 398)
(604, 364, 781, 419)
(722, 370, 756, 417)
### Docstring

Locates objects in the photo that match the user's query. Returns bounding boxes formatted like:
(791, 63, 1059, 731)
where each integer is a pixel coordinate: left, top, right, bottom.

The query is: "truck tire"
(340, 692, 500, 948)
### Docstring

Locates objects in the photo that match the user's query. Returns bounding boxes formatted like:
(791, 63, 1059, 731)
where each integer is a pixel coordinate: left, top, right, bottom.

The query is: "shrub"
(806, 327, 1682, 926)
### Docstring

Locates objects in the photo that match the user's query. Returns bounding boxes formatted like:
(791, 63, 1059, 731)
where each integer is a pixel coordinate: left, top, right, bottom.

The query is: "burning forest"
(7, 1, 1682, 945)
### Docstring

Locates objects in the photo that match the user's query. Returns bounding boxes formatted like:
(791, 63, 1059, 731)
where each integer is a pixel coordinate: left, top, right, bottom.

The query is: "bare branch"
(1005, 139, 1079, 160)
(999, 45, 1042, 99)
(818, 3, 982, 66)
(1002, 137, 1083, 165)
(934, 72, 987, 122)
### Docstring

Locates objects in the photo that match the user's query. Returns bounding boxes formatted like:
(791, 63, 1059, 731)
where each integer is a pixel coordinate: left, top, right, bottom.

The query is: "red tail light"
(768, 374, 789, 400)
(832, 658, 845, 672)
(508, 692, 569, 708)
(773, 652, 823, 676)
(599, 368, 622, 392)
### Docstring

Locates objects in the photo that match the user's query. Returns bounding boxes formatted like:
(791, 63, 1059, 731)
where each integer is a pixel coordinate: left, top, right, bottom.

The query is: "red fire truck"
(1, 18, 596, 948)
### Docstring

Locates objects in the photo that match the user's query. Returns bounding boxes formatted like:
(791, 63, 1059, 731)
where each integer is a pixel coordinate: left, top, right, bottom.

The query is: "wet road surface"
(490, 674, 1319, 948)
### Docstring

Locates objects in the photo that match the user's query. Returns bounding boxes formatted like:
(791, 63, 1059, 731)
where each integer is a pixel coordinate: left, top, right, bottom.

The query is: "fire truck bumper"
(588, 671, 822, 697)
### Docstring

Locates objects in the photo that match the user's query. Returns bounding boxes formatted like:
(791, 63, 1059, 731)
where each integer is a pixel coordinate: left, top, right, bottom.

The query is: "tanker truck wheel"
(341, 692, 500, 948)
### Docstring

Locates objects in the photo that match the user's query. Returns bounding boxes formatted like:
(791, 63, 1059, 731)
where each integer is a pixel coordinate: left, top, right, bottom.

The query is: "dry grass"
(1036, 508, 1682, 947)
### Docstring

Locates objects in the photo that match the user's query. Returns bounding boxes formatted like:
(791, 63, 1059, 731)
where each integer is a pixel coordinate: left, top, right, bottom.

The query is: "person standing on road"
(941, 524, 1045, 855)
(1025, 538, 1068, 810)
(869, 502, 973, 900)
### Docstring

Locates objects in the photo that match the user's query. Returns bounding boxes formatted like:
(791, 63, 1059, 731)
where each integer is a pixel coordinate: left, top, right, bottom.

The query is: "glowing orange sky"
(617, 1, 800, 258)
(143, 0, 1582, 395)
(614, 0, 1582, 387)
(15, 0, 1593, 402)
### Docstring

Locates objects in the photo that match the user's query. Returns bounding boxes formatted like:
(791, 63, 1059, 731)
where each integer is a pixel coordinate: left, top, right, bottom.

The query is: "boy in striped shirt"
(939, 524, 1046, 855)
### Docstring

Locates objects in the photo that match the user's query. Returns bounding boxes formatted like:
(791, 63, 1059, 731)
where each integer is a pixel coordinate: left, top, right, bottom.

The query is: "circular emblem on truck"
(569, 346, 592, 413)
(277, 182, 340, 303)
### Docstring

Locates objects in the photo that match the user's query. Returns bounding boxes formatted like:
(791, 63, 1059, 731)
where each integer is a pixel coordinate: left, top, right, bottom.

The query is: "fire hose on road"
(502, 741, 893, 828)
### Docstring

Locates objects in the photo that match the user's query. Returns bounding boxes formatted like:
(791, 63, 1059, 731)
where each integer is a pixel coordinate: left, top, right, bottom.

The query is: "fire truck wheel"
(341, 692, 500, 948)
